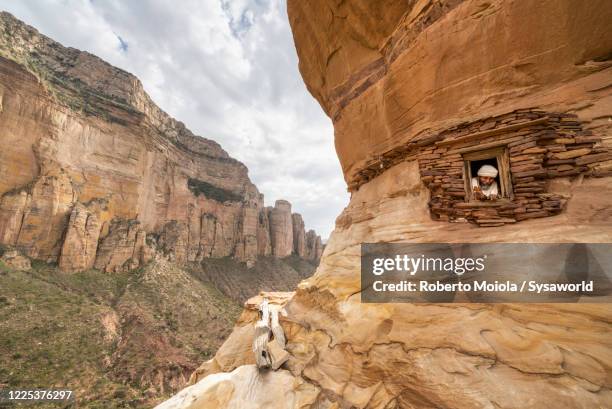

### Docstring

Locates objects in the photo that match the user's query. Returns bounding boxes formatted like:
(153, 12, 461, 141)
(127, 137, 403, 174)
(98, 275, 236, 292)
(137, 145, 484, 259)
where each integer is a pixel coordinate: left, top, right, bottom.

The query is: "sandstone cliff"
(0, 12, 322, 272)
(160, 1, 612, 408)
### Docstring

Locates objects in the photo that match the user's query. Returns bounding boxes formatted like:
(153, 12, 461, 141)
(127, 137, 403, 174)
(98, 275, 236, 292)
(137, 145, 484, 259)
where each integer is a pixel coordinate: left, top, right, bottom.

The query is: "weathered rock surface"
(269, 200, 294, 257)
(0, 169, 75, 262)
(157, 365, 319, 409)
(288, 0, 612, 185)
(59, 201, 105, 272)
(194, 257, 316, 305)
(161, 1, 612, 408)
(0, 248, 31, 271)
(305, 230, 323, 262)
(94, 219, 149, 273)
(256, 208, 272, 257)
(0, 12, 322, 273)
(291, 213, 306, 257)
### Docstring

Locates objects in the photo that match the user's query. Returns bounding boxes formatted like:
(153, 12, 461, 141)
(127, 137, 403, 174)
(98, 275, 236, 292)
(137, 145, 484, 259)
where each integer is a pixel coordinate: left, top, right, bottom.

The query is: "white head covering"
(477, 164, 498, 178)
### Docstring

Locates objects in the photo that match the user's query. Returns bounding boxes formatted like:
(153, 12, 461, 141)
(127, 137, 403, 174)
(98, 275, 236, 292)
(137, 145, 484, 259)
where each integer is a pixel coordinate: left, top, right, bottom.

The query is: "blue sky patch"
(115, 33, 128, 52)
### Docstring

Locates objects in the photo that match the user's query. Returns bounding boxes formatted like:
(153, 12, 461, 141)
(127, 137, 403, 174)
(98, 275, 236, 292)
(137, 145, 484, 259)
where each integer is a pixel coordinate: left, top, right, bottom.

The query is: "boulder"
(1, 249, 31, 271)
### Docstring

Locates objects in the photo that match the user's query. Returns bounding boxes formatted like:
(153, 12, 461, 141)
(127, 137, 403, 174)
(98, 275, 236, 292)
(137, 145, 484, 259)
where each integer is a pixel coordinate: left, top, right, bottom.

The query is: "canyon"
(159, 0, 612, 408)
(0, 11, 323, 407)
(0, 11, 323, 274)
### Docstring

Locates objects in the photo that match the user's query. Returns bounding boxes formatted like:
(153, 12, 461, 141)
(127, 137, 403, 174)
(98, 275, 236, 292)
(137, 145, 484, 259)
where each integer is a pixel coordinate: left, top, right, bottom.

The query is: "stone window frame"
(462, 146, 513, 202)
(346, 108, 609, 226)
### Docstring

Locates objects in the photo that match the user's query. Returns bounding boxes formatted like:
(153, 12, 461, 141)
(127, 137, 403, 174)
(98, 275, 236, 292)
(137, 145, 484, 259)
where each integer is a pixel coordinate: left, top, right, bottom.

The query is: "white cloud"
(0, 0, 348, 238)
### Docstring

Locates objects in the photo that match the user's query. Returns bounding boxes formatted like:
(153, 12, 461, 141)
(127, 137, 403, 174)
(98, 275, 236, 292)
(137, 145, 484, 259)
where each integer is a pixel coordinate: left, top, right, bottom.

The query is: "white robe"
(471, 177, 499, 199)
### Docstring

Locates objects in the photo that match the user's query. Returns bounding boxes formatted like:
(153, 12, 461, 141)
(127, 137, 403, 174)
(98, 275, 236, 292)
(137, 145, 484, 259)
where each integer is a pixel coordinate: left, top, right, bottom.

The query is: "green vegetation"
(44, 72, 138, 123)
(0, 25, 140, 123)
(194, 255, 316, 304)
(0, 260, 241, 408)
(187, 178, 243, 203)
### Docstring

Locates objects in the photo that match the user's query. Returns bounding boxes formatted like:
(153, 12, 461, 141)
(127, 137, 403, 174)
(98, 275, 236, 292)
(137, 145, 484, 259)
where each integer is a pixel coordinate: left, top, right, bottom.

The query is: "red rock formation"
(0, 12, 322, 273)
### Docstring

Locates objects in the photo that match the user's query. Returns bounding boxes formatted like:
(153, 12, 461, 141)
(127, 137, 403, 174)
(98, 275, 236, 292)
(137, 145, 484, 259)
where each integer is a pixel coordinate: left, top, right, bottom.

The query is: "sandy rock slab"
(155, 365, 319, 409)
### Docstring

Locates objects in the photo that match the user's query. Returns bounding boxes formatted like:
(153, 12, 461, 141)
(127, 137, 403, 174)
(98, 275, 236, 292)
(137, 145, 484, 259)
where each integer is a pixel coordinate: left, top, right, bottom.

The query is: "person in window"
(471, 164, 499, 200)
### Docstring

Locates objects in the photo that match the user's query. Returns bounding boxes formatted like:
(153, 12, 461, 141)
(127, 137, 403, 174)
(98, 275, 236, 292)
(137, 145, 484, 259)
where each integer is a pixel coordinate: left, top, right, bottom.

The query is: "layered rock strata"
(291, 213, 306, 257)
(161, 0, 612, 408)
(0, 248, 31, 271)
(0, 12, 323, 273)
(269, 200, 294, 257)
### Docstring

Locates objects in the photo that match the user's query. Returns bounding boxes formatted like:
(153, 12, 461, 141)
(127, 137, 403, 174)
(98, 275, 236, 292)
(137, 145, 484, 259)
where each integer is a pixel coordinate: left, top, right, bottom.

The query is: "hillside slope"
(0, 12, 322, 407)
(0, 249, 316, 407)
(0, 256, 239, 407)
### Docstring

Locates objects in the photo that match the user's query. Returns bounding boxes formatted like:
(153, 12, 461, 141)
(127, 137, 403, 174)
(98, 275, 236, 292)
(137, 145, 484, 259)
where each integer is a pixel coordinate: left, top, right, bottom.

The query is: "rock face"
(160, 1, 612, 408)
(0, 248, 31, 271)
(0, 256, 246, 407)
(291, 214, 306, 257)
(59, 201, 104, 272)
(304, 230, 323, 262)
(269, 200, 294, 257)
(256, 209, 272, 257)
(0, 169, 75, 262)
(0, 12, 323, 273)
(288, 0, 612, 186)
(157, 365, 319, 409)
(94, 219, 149, 273)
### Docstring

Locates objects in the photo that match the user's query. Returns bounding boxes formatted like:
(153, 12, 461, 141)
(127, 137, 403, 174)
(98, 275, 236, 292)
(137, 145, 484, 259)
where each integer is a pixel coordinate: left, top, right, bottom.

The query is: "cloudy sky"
(1, 0, 347, 239)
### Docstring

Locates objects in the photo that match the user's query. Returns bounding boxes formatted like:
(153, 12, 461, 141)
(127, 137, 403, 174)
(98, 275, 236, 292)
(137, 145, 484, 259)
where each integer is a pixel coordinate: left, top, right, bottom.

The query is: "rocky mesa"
(159, 1, 612, 408)
(0, 11, 323, 272)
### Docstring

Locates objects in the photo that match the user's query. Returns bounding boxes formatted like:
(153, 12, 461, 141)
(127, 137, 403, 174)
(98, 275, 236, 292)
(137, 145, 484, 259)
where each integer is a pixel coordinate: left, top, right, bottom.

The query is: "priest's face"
(479, 176, 494, 186)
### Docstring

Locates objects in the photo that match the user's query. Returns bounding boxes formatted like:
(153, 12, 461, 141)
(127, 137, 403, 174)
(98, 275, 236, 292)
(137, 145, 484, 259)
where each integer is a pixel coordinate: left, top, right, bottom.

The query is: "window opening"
(463, 147, 512, 202)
